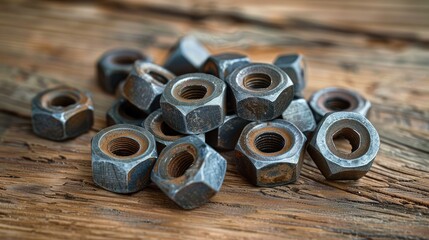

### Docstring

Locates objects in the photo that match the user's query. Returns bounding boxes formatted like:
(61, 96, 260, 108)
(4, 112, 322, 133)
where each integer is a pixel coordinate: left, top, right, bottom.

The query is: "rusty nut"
(307, 112, 380, 180)
(143, 109, 205, 152)
(160, 73, 226, 134)
(206, 114, 250, 151)
(151, 136, 227, 209)
(309, 87, 371, 121)
(31, 86, 94, 141)
(163, 36, 210, 76)
(274, 54, 306, 97)
(97, 49, 151, 94)
(202, 53, 250, 80)
(106, 98, 148, 126)
(91, 124, 157, 193)
(227, 63, 294, 121)
(235, 119, 306, 187)
(123, 62, 175, 114)
(282, 98, 316, 135)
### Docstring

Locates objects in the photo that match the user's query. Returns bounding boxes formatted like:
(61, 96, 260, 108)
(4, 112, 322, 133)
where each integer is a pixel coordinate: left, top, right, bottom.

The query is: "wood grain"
(0, 0, 428, 239)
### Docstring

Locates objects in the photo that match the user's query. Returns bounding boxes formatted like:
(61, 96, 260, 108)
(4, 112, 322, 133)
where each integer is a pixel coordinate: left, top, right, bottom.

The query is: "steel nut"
(91, 124, 157, 193)
(227, 63, 294, 121)
(97, 49, 151, 94)
(106, 98, 148, 126)
(309, 87, 371, 121)
(202, 53, 250, 80)
(31, 86, 94, 141)
(274, 54, 306, 97)
(235, 119, 306, 187)
(123, 62, 175, 114)
(160, 73, 226, 134)
(307, 112, 380, 180)
(143, 109, 205, 152)
(282, 98, 316, 135)
(206, 114, 250, 151)
(151, 136, 227, 209)
(163, 36, 210, 76)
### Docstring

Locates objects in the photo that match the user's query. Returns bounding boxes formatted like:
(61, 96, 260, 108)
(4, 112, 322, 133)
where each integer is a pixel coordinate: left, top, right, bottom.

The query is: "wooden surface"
(0, 0, 429, 239)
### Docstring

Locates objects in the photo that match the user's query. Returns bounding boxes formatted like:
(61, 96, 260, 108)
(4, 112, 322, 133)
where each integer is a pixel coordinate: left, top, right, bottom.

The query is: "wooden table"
(0, 1, 428, 239)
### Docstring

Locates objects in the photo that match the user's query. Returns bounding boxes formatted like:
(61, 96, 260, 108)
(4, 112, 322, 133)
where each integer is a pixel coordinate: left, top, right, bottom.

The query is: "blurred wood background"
(0, 0, 428, 239)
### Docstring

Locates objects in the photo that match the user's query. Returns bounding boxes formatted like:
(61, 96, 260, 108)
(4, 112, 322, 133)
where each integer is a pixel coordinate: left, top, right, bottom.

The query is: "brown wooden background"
(0, 0, 428, 239)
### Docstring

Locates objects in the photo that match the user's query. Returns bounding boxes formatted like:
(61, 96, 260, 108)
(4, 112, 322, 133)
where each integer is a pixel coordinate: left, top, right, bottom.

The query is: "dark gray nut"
(91, 124, 157, 193)
(235, 119, 306, 187)
(274, 54, 306, 97)
(160, 73, 226, 134)
(143, 109, 205, 152)
(123, 62, 175, 114)
(97, 49, 151, 94)
(201, 53, 250, 80)
(115, 80, 126, 98)
(31, 86, 94, 141)
(106, 98, 148, 126)
(281, 98, 316, 135)
(151, 136, 227, 209)
(227, 63, 294, 121)
(163, 36, 210, 76)
(308, 87, 371, 121)
(206, 114, 250, 151)
(307, 112, 380, 180)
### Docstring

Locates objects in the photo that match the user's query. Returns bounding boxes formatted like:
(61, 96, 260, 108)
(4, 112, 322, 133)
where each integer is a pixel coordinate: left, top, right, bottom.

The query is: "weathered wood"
(0, 0, 428, 239)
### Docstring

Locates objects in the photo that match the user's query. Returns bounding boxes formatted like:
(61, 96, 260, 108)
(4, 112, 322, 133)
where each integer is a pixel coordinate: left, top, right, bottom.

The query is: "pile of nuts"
(31, 36, 380, 209)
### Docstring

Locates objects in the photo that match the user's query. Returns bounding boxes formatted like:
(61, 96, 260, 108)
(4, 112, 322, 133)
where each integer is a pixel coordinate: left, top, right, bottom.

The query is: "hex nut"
(97, 49, 151, 94)
(163, 36, 210, 76)
(91, 124, 157, 193)
(308, 87, 371, 121)
(143, 109, 205, 152)
(206, 114, 250, 151)
(31, 86, 94, 141)
(274, 54, 306, 97)
(106, 98, 148, 126)
(235, 119, 307, 187)
(281, 98, 317, 135)
(307, 112, 380, 180)
(202, 53, 250, 80)
(227, 63, 294, 121)
(160, 73, 226, 134)
(151, 136, 227, 209)
(123, 62, 176, 114)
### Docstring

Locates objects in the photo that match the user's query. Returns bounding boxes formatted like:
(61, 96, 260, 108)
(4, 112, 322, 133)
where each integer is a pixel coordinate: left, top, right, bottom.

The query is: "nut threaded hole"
(113, 55, 138, 65)
(243, 73, 272, 89)
(324, 97, 351, 111)
(179, 85, 207, 100)
(333, 128, 360, 154)
(254, 132, 285, 153)
(160, 122, 181, 136)
(148, 71, 168, 85)
(119, 101, 146, 119)
(167, 151, 195, 178)
(50, 95, 77, 108)
(108, 137, 141, 157)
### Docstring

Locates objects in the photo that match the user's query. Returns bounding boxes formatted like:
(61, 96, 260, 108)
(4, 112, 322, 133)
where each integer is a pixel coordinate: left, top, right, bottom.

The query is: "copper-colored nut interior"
(147, 70, 169, 85)
(111, 54, 139, 66)
(203, 60, 219, 77)
(150, 113, 184, 141)
(172, 79, 215, 102)
(317, 90, 359, 112)
(41, 89, 81, 110)
(247, 126, 294, 157)
(243, 73, 272, 90)
(99, 129, 149, 159)
(165, 144, 198, 178)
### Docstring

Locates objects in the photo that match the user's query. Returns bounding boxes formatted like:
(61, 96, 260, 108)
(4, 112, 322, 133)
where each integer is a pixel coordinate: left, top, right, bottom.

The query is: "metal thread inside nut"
(108, 137, 141, 157)
(324, 97, 351, 111)
(332, 127, 360, 155)
(50, 95, 77, 108)
(113, 55, 138, 65)
(179, 85, 208, 99)
(167, 151, 195, 178)
(148, 71, 168, 85)
(243, 73, 272, 90)
(254, 132, 286, 153)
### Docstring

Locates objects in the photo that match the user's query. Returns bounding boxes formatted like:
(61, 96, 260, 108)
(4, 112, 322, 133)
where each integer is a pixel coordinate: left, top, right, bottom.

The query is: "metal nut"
(163, 36, 210, 76)
(91, 124, 157, 193)
(97, 49, 151, 94)
(235, 119, 306, 187)
(309, 87, 371, 121)
(143, 109, 205, 152)
(31, 86, 94, 141)
(281, 98, 317, 135)
(206, 114, 250, 151)
(151, 136, 227, 209)
(227, 63, 294, 121)
(106, 98, 148, 126)
(307, 112, 380, 180)
(160, 73, 226, 134)
(274, 54, 306, 97)
(202, 53, 250, 80)
(123, 62, 175, 114)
